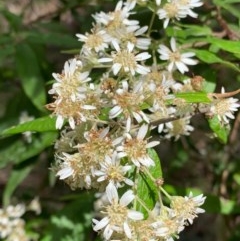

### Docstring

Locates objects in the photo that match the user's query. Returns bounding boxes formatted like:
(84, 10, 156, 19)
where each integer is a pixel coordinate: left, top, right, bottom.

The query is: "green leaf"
(181, 24, 212, 37)
(51, 216, 76, 230)
(208, 116, 229, 144)
(136, 149, 162, 218)
(201, 68, 217, 93)
(0, 132, 58, 168)
(166, 25, 212, 39)
(193, 49, 240, 72)
(175, 92, 211, 103)
(0, 45, 15, 65)
(213, 0, 240, 20)
(1, 116, 57, 136)
(222, 0, 240, 3)
(26, 31, 80, 48)
(207, 37, 240, 54)
(1, 10, 22, 31)
(3, 164, 34, 206)
(50, 193, 94, 241)
(233, 173, 240, 186)
(203, 195, 240, 214)
(16, 43, 47, 111)
(203, 81, 216, 93)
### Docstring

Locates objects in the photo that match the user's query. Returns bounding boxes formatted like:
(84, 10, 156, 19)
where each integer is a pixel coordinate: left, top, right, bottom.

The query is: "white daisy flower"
(209, 87, 240, 124)
(158, 37, 197, 74)
(157, 0, 203, 28)
(93, 0, 137, 28)
(94, 152, 133, 188)
(117, 124, 160, 167)
(151, 206, 185, 240)
(110, 25, 151, 50)
(164, 117, 194, 140)
(171, 192, 206, 224)
(55, 152, 77, 180)
(47, 58, 99, 129)
(49, 58, 91, 102)
(55, 151, 99, 190)
(109, 80, 149, 126)
(157, 1, 188, 28)
(180, 0, 203, 18)
(99, 41, 150, 75)
(6, 204, 26, 218)
(76, 29, 111, 53)
(93, 183, 143, 240)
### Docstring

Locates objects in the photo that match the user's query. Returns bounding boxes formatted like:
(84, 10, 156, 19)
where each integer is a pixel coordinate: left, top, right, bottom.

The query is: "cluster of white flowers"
(0, 204, 27, 241)
(0, 199, 41, 241)
(47, 0, 240, 240)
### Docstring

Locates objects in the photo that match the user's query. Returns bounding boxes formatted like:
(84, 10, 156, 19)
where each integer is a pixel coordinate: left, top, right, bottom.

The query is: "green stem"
(152, 49, 157, 66)
(133, 167, 140, 210)
(158, 191, 163, 206)
(147, 11, 157, 37)
(159, 186, 172, 200)
(142, 166, 156, 183)
(136, 195, 152, 214)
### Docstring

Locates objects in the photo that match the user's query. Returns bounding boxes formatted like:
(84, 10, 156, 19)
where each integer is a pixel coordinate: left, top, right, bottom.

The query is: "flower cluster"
(47, 0, 240, 240)
(0, 199, 40, 241)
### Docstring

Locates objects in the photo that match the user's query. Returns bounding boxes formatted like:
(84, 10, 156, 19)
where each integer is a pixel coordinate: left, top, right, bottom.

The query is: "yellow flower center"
(124, 138, 147, 160)
(106, 201, 128, 226)
(164, 3, 179, 18)
(86, 34, 104, 49)
(114, 50, 137, 72)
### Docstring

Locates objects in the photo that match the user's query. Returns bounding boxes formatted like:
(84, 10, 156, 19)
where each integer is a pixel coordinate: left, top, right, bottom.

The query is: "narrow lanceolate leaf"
(1, 116, 57, 136)
(16, 43, 46, 111)
(136, 148, 162, 218)
(175, 92, 211, 103)
(207, 37, 240, 54)
(0, 132, 58, 168)
(193, 49, 240, 72)
(3, 164, 34, 207)
(208, 116, 230, 144)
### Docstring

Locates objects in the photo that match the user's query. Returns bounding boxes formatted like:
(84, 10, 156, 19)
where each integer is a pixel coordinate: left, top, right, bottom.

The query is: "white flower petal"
(56, 167, 74, 180)
(127, 210, 144, 220)
(170, 37, 177, 52)
(98, 58, 113, 63)
(93, 217, 109, 231)
(120, 190, 134, 206)
(106, 182, 119, 203)
(123, 222, 132, 238)
(146, 141, 160, 148)
(137, 124, 148, 140)
(175, 61, 188, 73)
(103, 224, 113, 240)
(112, 63, 122, 75)
(135, 52, 151, 61)
(56, 115, 64, 129)
(109, 105, 122, 118)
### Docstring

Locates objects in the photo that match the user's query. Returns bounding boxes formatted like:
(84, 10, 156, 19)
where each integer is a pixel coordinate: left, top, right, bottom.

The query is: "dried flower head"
(171, 192, 206, 224)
